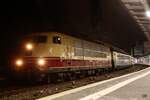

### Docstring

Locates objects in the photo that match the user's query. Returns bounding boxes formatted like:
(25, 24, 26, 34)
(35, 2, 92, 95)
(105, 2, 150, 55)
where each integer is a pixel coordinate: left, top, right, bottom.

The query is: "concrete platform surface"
(37, 67, 150, 100)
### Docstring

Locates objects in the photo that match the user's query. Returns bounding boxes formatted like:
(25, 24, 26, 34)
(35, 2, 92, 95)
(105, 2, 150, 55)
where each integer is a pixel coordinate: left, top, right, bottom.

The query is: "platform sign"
(134, 44, 144, 56)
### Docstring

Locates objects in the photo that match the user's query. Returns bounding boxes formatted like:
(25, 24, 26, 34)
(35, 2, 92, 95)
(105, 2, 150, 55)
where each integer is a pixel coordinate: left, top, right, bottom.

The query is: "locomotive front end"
(14, 57, 47, 71)
(12, 35, 49, 80)
(14, 43, 34, 69)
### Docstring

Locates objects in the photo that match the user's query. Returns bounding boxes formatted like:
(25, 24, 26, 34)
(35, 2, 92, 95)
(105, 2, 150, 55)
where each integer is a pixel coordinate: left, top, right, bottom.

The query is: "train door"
(110, 48, 115, 69)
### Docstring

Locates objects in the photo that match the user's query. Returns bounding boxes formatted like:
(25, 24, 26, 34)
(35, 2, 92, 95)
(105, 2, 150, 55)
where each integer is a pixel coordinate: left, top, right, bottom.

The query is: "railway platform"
(38, 66, 150, 100)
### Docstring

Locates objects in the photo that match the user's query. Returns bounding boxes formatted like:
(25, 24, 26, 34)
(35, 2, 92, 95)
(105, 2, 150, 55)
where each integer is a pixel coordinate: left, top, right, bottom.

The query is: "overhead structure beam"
(121, 0, 150, 41)
(141, 0, 150, 11)
(125, 4, 144, 9)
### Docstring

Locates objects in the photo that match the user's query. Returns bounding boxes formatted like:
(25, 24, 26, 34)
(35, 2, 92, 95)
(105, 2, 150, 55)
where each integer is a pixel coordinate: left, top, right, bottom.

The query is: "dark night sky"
(0, 0, 147, 69)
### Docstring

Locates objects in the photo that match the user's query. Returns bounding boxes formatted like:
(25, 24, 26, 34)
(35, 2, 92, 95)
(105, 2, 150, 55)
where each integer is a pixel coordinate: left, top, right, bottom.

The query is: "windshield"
(27, 35, 47, 43)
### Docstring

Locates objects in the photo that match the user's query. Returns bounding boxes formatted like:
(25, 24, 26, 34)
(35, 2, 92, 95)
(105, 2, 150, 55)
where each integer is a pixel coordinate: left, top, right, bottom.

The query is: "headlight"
(16, 59, 23, 67)
(37, 58, 46, 66)
(26, 43, 33, 50)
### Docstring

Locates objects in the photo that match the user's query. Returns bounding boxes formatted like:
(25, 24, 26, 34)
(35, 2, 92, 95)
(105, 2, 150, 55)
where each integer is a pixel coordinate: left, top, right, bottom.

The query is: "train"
(137, 55, 150, 65)
(11, 32, 139, 81)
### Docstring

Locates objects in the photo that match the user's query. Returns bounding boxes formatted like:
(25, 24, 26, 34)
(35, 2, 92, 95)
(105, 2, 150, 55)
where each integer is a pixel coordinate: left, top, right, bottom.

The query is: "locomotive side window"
(53, 36, 61, 44)
(35, 36, 47, 43)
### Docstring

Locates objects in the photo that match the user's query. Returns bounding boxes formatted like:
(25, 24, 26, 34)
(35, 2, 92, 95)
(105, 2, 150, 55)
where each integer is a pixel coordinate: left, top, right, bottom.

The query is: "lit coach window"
(53, 36, 61, 44)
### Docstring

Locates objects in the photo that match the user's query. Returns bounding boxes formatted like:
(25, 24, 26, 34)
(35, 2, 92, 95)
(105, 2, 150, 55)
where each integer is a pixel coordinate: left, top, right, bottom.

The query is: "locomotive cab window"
(53, 36, 61, 44)
(35, 36, 47, 43)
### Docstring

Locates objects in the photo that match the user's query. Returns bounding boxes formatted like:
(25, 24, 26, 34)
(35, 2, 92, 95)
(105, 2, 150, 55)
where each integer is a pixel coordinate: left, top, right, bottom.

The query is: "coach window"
(53, 36, 61, 44)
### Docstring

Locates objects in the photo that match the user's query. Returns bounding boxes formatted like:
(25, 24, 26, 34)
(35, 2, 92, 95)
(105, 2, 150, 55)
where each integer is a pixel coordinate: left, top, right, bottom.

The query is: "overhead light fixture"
(146, 11, 150, 17)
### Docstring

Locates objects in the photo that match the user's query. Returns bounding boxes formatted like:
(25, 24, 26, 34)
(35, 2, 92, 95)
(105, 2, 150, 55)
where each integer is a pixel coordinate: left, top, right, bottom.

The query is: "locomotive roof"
(27, 32, 130, 55)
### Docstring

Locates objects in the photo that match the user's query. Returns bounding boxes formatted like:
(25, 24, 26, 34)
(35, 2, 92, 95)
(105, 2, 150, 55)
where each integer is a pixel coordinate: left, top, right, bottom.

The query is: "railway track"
(0, 65, 148, 100)
(0, 77, 6, 81)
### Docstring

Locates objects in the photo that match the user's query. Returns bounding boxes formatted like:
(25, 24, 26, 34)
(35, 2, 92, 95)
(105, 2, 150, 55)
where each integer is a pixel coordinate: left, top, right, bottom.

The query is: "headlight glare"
(26, 43, 33, 50)
(16, 59, 23, 67)
(38, 58, 46, 66)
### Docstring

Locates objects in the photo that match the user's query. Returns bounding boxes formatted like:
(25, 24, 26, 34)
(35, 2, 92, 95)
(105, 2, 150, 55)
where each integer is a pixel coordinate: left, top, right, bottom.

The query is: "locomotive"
(12, 32, 136, 81)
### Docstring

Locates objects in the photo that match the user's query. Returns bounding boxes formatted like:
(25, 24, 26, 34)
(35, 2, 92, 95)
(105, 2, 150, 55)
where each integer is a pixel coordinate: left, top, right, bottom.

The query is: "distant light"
(146, 11, 150, 17)
(134, 59, 138, 64)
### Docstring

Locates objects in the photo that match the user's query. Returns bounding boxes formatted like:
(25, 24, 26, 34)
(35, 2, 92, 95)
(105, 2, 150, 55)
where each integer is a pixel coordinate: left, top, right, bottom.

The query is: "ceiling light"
(146, 11, 150, 17)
